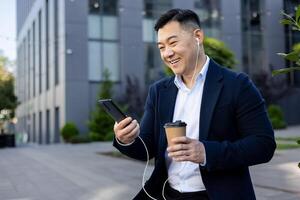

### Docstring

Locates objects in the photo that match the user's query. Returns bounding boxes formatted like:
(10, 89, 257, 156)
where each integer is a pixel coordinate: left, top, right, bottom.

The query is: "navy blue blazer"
(114, 60, 276, 200)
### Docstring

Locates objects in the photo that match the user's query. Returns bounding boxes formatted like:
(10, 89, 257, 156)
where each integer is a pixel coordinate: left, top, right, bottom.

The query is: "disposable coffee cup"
(164, 120, 187, 146)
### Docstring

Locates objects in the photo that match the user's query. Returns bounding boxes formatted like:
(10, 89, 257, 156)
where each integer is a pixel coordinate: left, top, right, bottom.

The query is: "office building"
(16, 0, 299, 144)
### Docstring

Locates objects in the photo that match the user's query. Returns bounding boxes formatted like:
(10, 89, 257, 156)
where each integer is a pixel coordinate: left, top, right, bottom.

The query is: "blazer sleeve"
(201, 73, 276, 171)
(113, 85, 156, 161)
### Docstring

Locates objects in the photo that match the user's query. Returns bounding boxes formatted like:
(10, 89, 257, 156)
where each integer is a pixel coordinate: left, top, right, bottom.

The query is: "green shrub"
(61, 122, 79, 142)
(89, 132, 103, 141)
(103, 131, 114, 141)
(268, 104, 287, 129)
(69, 134, 92, 144)
(87, 69, 115, 141)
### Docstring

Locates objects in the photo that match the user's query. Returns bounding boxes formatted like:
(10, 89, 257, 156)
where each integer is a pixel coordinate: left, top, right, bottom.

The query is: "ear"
(194, 29, 204, 44)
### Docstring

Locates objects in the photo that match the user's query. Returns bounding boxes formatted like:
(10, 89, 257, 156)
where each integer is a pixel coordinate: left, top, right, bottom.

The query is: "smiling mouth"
(169, 58, 180, 65)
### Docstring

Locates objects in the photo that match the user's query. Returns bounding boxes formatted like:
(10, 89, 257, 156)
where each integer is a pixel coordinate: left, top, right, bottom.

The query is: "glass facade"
(39, 111, 42, 144)
(46, 0, 49, 90)
(194, 0, 221, 38)
(88, 0, 119, 81)
(54, 0, 59, 85)
(33, 113, 36, 142)
(46, 109, 50, 144)
(38, 10, 42, 94)
(54, 107, 60, 143)
(143, 0, 172, 84)
(241, 0, 264, 75)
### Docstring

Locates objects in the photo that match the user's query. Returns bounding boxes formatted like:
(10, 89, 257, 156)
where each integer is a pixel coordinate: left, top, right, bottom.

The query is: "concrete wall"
(119, 0, 145, 93)
(64, 0, 89, 134)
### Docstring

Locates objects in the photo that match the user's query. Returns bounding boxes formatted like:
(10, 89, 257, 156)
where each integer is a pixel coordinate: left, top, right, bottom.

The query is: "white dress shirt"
(165, 56, 210, 192)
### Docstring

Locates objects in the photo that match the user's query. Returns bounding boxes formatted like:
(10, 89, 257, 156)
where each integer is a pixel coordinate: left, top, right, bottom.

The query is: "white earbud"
(196, 38, 200, 46)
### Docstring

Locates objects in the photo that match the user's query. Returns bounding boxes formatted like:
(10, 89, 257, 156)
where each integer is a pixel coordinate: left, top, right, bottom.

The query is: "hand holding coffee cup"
(164, 120, 187, 146)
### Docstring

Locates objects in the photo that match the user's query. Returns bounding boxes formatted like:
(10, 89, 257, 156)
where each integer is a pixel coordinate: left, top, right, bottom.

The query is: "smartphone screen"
(98, 99, 126, 123)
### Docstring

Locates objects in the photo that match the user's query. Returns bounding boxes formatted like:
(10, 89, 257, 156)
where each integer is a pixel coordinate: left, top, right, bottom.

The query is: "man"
(113, 9, 276, 200)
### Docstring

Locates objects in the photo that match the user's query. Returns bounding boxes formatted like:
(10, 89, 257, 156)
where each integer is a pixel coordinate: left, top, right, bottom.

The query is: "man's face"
(157, 21, 199, 77)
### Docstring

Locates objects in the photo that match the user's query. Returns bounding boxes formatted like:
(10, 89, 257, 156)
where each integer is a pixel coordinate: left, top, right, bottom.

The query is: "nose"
(163, 47, 174, 58)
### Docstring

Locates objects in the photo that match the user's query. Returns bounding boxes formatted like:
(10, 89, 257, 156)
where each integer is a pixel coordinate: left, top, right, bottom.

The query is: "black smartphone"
(98, 99, 126, 123)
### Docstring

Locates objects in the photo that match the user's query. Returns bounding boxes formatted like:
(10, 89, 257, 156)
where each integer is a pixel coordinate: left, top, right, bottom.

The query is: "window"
(194, 0, 221, 38)
(88, 15, 101, 39)
(27, 30, 31, 100)
(38, 10, 42, 94)
(54, 0, 59, 85)
(27, 115, 31, 142)
(46, 109, 50, 144)
(241, 0, 264, 75)
(54, 107, 60, 143)
(39, 111, 42, 144)
(143, 18, 156, 42)
(33, 113, 36, 142)
(33, 21, 36, 97)
(46, 0, 49, 90)
(142, 0, 171, 82)
(88, 41, 102, 81)
(88, 0, 119, 81)
(88, 41, 119, 81)
(102, 16, 118, 40)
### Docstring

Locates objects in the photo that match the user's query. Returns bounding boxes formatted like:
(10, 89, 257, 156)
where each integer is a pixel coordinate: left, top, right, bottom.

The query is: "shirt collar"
(174, 56, 210, 91)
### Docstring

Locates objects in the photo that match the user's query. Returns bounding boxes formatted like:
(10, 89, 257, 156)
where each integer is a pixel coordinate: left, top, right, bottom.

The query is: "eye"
(169, 41, 178, 46)
(158, 46, 165, 50)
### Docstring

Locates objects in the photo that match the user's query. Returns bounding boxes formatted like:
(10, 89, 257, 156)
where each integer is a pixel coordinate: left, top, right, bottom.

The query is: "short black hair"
(154, 9, 201, 32)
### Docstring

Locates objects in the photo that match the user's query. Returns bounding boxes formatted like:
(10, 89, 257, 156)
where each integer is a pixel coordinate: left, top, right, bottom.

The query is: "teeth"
(170, 59, 180, 64)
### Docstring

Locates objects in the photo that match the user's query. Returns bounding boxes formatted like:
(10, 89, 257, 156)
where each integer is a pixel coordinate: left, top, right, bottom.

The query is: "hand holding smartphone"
(99, 99, 139, 145)
(98, 99, 126, 123)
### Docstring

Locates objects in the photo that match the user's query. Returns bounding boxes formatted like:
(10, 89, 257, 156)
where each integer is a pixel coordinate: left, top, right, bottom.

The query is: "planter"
(0, 134, 15, 148)
(5, 134, 15, 147)
(0, 135, 5, 148)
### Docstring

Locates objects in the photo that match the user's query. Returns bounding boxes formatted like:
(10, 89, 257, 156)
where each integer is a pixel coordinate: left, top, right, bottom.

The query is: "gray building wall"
(64, 0, 89, 134)
(119, 0, 145, 92)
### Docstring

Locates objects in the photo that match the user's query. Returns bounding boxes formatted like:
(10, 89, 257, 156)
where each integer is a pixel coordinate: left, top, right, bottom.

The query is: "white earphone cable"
(191, 41, 200, 87)
(137, 136, 187, 200)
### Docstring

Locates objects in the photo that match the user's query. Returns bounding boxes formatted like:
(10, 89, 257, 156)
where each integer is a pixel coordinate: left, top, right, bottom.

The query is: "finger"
(168, 149, 191, 158)
(118, 120, 139, 140)
(128, 124, 140, 141)
(121, 120, 138, 135)
(167, 143, 189, 152)
(117, 117, 132, 129)
(174, 155, 190, 162)
(171, 136, 191, 144)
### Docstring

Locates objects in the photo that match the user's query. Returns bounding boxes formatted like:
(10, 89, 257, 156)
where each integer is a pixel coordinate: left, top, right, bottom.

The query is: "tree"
(272, 5, 300, 75)
(88, 68, 115, 141)
(273, 5, 300, 168)
(0, 56, 18, 120)
(165, 36, 236, 75)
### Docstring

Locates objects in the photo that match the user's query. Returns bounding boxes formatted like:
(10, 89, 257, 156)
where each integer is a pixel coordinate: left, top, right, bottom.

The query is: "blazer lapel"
(200, 60, 224, 140)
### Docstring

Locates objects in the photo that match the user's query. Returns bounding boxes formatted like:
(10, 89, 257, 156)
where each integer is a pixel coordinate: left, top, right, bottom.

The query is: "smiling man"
(113, 9, 276, 200)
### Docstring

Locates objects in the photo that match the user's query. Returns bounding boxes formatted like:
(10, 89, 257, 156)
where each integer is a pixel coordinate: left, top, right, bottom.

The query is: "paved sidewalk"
(275, 125, 300, 138)
(0, 126, 299, 200)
